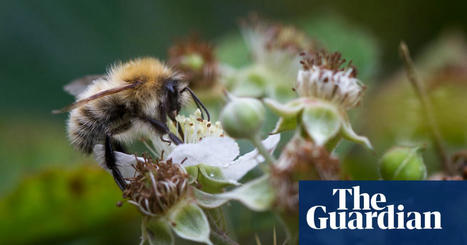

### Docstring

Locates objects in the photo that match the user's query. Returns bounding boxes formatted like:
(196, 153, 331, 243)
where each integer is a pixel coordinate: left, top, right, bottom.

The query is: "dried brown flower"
(270, 137, 340, 214)
(123, 156, 189, 216)
(296, 50, 366, 109)
(168, 35, 218, 89)
(299, 50, 357, 77)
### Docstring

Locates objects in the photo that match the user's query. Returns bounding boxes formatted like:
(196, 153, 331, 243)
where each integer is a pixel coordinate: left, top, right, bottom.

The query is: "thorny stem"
(399, 42, 454, 174)
(251, 134, 276, 165)
(210, 228, 239, 245)
(207, 209, 239, 245)
(275, 212, 298, 245)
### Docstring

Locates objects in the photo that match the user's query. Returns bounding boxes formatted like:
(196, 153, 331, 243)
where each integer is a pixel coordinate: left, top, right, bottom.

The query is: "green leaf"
(271, 116, 298, 134)
(263, 98, 305, 118)
(225, 175, 275, 211)
(301, 104, 341, 146)
(194, 175, 275, 211)
(184, 166, 199, 184)
(193, 188, 229, 209)
(264, 98, 312, 134)
(198, 164, 238, 193)
(143, 217, 174, 245)
(168, 202, 212, 245)
(341, 120, 373, 150)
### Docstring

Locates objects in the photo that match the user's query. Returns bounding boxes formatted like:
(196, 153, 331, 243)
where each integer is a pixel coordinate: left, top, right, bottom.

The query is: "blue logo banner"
(299, 181, 467, 245)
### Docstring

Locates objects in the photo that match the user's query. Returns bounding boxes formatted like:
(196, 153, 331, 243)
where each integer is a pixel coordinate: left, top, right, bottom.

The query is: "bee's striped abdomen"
(68, 106, 107, 154)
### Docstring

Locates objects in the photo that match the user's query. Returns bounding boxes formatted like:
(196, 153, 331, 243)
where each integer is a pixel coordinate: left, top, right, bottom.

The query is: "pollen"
(172, 109, 224, 144)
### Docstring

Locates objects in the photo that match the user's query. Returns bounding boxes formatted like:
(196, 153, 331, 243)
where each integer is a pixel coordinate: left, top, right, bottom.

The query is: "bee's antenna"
(183, 87, 210, 121)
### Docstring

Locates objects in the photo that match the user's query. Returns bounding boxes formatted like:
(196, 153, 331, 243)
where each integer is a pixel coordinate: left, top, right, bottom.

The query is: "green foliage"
(216, 34, 251, 68)
(0, 119, 85, 195)
(0, 165, 138, 244)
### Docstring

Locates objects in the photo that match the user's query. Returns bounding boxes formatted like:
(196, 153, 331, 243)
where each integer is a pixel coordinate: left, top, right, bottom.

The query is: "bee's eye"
(165, 79, 181, 95)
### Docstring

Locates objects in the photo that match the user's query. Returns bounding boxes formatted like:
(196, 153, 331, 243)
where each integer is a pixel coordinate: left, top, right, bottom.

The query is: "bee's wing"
(52, 81, 142, 114)
(64, 74, 105, 97)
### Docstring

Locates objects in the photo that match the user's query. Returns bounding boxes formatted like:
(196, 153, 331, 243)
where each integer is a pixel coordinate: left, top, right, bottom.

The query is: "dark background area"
(0, 1, 466, 244)
(1, 0, 466, 115)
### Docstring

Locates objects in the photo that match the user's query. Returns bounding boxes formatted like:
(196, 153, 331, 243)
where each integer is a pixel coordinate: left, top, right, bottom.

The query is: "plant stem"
(210, 229, 239, 245)
(276, 212, 299, 245)
(399, 42, 453, 174)
(251, 134, 276, 165)
(206, 208, 239, 245)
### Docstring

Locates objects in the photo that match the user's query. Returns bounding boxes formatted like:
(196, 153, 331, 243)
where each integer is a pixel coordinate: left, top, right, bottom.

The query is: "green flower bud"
(379, 146, 427, 180)
(180, 53, 204, 71)
(220, 97, 265, 139)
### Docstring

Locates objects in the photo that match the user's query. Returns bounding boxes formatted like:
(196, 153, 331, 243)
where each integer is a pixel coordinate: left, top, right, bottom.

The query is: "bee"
(54, 57, 210, 190)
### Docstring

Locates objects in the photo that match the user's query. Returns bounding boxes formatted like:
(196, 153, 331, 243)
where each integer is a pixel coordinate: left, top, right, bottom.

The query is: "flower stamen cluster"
(173, 109, 224, 144)
(152, 109, 225, 156)
(123, 156, 189, 216)
(297, 50, 366, 109)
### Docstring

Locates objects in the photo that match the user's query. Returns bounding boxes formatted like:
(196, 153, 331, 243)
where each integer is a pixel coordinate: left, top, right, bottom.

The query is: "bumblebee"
(54, 57, 209, 190)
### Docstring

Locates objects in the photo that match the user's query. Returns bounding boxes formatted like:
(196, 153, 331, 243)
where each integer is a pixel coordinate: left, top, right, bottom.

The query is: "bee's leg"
(143, 117, 183, 145)
(113, 140, 127, 154)
(169, 113, 185, 143)
(105, 135, 127, 191)
(176, 122, 184, 141)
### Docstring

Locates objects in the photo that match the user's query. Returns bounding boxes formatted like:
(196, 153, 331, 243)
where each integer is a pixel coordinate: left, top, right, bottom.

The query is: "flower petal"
(168, 137, 239, 167)
(93, 144, 142, 180)
(221, 134, 281, 181)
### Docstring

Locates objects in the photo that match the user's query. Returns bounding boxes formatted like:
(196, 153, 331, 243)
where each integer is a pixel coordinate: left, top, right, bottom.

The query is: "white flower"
(297, 51, 366, 110)
(92, 112, 280, 245)
(150, 109, 224, 157)
(94, 134, 279, 183)
(168, 134, 280, 181)
(93, 110, 280, 183)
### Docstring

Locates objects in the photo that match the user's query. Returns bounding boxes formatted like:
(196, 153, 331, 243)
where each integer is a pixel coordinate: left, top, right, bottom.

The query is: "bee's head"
(161, 78, 187, 120)
(108, 57, 209, 121)
(162, 78, 210, 122)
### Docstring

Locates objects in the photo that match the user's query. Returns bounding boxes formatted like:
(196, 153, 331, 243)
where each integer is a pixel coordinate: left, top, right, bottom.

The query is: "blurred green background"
(1, 0, 466, 244)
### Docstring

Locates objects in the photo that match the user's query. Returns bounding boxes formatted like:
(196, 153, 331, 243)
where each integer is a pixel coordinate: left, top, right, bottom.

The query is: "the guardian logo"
(306, 186, 442, 230)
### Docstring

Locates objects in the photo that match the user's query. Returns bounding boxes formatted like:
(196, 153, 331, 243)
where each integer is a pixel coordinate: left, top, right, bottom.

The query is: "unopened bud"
(220, 97, 265, 139)
(379, 146, 427, 180)
(181, 53, 204, 71)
